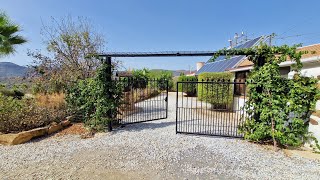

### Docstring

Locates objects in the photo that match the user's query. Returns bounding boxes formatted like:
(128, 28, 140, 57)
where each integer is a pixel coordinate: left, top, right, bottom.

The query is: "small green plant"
(177, 75, 197, 96)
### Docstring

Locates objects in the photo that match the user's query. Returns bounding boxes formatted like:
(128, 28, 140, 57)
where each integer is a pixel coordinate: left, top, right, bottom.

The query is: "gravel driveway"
(0, 92, 319, 179)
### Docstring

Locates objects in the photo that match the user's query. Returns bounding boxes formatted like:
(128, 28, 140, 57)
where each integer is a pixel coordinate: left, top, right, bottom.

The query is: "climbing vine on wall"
(211, 43, 320, 149)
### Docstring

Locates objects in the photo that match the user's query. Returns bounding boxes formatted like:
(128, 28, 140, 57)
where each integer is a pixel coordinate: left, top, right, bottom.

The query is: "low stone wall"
(0, 120, 71, 145)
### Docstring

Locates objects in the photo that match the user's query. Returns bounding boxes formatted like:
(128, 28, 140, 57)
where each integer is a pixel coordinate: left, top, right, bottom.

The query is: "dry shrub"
(35, 93, 66, 110)
(0, 93, 67, 133)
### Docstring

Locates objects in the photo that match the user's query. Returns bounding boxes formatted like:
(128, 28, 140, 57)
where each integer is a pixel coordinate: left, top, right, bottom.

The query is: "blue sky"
(1, 0, 320, 70)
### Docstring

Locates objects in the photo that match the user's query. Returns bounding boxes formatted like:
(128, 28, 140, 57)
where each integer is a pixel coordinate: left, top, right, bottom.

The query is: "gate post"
(106, 56, 113, 132)
(176, 81, 179, 134)
(166, 79, 169, 119)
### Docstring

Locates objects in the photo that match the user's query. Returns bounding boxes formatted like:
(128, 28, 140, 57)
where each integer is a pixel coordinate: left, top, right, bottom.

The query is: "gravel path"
(0, 92, 320, 179)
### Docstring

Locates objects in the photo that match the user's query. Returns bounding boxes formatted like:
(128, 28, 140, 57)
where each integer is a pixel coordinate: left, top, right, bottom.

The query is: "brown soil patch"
(313, 110, 320, 118)
(284, 149, 320, 161)
(55, 123, 89, 136)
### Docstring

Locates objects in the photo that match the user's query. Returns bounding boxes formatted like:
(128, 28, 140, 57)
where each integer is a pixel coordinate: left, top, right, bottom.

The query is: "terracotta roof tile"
(236, 44, 320, 68)
(298, 44, 320, 59)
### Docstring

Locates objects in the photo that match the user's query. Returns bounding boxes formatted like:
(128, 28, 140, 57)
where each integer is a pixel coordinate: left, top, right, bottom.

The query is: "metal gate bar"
(117, 78, 168, 125)
(176, 79, 247, 137)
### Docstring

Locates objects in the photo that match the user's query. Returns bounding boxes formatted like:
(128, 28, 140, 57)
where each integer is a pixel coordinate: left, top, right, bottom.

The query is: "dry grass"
(35, 93, 66, 110)
(0, 93, 67, 133)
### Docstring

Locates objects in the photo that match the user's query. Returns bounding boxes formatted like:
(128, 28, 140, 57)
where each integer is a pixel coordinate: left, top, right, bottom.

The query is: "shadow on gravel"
(114, 121, 175, 133)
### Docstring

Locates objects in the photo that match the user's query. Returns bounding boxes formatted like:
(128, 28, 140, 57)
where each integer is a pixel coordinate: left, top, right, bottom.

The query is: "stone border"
(0, 120, 71, 145)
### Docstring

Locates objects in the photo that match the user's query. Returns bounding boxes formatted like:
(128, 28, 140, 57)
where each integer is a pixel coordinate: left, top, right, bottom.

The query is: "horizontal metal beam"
(98, 51, 219, 57)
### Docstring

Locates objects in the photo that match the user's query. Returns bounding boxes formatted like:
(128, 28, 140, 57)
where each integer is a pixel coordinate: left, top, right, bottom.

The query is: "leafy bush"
(66, 62, 123, 131)
(172, 76, 179, 92)
(0, 93, 66, 133)
(132, 69, 173, 90)
(31, 79, 65, 94)
(149, 70, 173, 90)
(132, 68, 149, 89)
(177, 75, 197, 96)
(0, 89, 24, 99)
(231, 44, 320, 148)
(0, 84, 26, 99)
(197, 72, 233, 109)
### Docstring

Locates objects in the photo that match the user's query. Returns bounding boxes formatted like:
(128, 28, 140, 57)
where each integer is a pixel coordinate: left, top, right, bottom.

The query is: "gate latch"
(165, 97, 168, 102)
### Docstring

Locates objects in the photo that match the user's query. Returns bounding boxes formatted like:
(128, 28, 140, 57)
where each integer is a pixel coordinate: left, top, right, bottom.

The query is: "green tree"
(0, 12, 27, 56)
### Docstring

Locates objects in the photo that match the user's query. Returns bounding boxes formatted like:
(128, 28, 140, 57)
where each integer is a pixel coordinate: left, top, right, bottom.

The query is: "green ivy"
(208, 43, 320, 149)
(230, 44, 320, 148)
(66, 62, 123, 131)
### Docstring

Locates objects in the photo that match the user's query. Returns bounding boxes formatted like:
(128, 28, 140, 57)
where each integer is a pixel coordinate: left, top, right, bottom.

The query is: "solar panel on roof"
(196, 36, 264, 75)
(196, 55, 246, 75)
(234, 37, 261, 49)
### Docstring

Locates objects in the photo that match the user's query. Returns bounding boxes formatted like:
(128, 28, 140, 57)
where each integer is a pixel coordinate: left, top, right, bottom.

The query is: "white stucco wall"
(300, 63, 320, 78)
(233, 96, 246, 112)
(299, 62, 320, 149)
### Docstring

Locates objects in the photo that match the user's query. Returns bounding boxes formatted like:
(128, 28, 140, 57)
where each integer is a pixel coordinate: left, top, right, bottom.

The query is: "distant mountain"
(0, 62, 28, 78)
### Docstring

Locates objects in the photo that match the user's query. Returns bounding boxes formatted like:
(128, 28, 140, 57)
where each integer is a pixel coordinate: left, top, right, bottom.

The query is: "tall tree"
(28, 16, 109, 93)
(0, 12, 27, 56)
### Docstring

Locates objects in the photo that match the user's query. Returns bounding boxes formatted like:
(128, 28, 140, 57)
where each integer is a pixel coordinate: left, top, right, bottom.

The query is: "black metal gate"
(176, 79, 247, 137)
(117, 78, 168, 124)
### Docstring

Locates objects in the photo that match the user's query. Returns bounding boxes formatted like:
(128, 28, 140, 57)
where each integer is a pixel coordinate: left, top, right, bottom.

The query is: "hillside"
(0, 62, 27, 78)
(150, 69, 195, 76)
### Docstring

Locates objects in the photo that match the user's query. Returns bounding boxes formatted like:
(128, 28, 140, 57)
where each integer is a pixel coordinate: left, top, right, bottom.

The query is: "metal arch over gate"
(98, 51, 218, 129)
(98, 50, 259, 135)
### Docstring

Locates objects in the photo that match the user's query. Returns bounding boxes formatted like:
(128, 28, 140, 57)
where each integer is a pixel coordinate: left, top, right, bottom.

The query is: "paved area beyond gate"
(117, 78, 168, 125)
